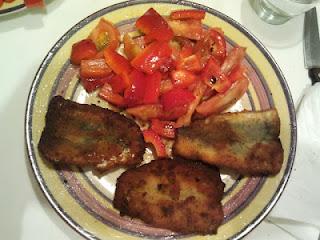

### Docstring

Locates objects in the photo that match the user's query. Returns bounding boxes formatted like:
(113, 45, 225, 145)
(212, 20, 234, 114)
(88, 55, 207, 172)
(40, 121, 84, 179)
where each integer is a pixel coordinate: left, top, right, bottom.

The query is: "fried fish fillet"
(114, 158, 225, 234)
(173, 109, 283, 175)
(38, 96, 145, 172)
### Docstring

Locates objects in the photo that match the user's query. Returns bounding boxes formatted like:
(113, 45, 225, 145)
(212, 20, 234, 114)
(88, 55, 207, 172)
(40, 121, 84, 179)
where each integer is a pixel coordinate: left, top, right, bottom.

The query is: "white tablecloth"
(0, 0, 314, 239)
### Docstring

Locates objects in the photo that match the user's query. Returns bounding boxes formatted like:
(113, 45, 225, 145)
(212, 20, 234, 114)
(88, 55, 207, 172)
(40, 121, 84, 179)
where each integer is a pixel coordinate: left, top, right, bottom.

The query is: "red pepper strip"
(135, 8, 173, 42)
(131, 41, 172, 74)
(170, 9, 205, 20)
(176, 54, 203, 72)
(106, 74, 127, 93)
(124, 70, 146, 107)
(221, 46, 246, 75)
(123, 33, 143, 61)
(89, 18, 120, 51)
(143, 130, 167, 158)
(151, 119, 176, 139)
(201, 57, 231, 93)
(171, 69, 197, 88)
(80, 59, 112, 79)
(126, 104, 163, 121)
(143, 72, 162, 104)
(104, 48, 132, 82)
(196, 76, 249, 116)
(24, 0, 44, 8)
(167, 19, 205, 41)
(80, 76, 110, 93)
(209, 28, 227, 64)
(70, 39, 98, 65)
(176, 81, 207, 127)
(160, 88, 195, 111)
(99, 83, 126, 107)
(228, 64, 247, 83)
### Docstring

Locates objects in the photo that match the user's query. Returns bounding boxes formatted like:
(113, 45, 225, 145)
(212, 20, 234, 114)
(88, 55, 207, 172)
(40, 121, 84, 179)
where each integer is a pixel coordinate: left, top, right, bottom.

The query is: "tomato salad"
(0, 0, 44, 8)
(70, 8, 249, 158)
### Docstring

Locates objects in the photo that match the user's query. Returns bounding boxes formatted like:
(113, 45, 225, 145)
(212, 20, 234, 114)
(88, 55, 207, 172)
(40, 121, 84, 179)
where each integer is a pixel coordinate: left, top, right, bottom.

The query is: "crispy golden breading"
(38, 96, 145, 171)
(173, 109, 283, 175)
(114, 158, 225, 234)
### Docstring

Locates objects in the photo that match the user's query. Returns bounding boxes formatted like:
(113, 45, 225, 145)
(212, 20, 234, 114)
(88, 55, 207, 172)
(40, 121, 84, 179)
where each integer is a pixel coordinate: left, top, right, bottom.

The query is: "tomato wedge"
(221, 46, 246, 74)
(70, 39, 98, 65)
(167, 19, 205, 40)
(80, 58, 112, 79)
(171, 69, 197, 88)
(99, 83, 126, 107)
(131, 41, 172, 74)
(104, 48, 132, 76)
(136, 8, 173, 42)
(89, 18, 120, 51)
(151, 119, 176, 139)
(143, 72, 162, 104)
(123, 33, 143, 60)
(143, 130, 167, 158)
(161, 88, 195, 111)
(80, 77, 109, 93)
(170, 9, 205, 20)
(124, 70, 146, 107)
(209, 28, 227, 64)
(126, 104, 163, 121)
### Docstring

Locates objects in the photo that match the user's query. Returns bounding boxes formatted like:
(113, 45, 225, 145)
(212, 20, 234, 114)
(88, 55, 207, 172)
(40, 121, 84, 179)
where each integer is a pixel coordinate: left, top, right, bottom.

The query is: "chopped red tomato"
(209, 28, 227, 63)
(24, 0, 44, 7)
(131, 41, 172, 74)
(143, 72, 162, 104)
(104, 48, 132, 76)
(167, 19, 205, 40)
(142, 130, 167, 158)
(124, 70, 146, 107)
(89, 18, 120, 51)
(170, 9, 205, 20)
(176, 54, 203, 72)
(201, 57, 231, 93)
(80, 59, 112, 79)
(171, 69, 197, 88)
(106, 74, 127, 93)
(228, 64, 247, 83)
(99, 83, 126, 107)
(80, 77, 108, 93)
(161, 88, 195, 111)
(123, 33, 143, 60)
(151, 119, 176, 139)
(159, 105, 188, 120)
(196, 76, 249, 116)
(70, 39, 98, 65)
(136, 8, 173, 42)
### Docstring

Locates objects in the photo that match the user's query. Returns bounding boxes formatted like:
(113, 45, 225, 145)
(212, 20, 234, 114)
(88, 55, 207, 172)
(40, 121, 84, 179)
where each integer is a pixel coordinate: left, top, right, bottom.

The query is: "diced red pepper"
(160, 88, 195, 111)
(80, 76, 109, 93)
(104, 48, 132, 76)
(99, 83, 126, 107)
(143, 72, 162, 104)
(142, 130, 167, 158)
(170, 9, 205, 20)
(167, 19, 205, 40)
(123, 33, 143, 60)
(80, 59, 112, 79)
(201, 57, 231, 93)
(126, 104, 163, 121)
(196, 76, 249, 116)
(171, 69, 197, 88)
(151, 119, 176, 139)
(131, 41, 172, 74)
(89, 18, 120, 51)
(136, 8, 173, 42)
(24, 0, 44, 8)
(124, 70, 146, 107)
(70, 39, 98, 65)
(106, 74, 127, 93)
(209, 28, 227, 64)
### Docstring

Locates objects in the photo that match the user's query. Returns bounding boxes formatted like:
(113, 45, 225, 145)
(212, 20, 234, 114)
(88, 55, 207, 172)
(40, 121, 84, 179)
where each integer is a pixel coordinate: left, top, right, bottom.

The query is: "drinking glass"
(250, 0, 320, 24)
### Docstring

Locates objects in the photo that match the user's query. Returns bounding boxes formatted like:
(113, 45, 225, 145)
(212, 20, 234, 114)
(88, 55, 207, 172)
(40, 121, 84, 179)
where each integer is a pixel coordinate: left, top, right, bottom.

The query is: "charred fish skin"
(38, 96, 145, 171)
(173, 109, 283, 175)
(114, 158, 225, 234)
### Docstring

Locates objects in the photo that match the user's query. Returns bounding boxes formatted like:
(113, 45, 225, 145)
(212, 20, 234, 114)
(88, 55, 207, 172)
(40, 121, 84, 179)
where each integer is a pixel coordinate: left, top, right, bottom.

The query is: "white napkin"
(267, 82, 320, 239)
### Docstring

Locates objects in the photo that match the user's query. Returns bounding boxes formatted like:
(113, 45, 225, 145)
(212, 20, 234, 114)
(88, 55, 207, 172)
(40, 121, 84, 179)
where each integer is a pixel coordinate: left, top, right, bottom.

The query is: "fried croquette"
(38, 96, 145, 171)
(173, 109, 283, 175)
(113, 158, 225, 234)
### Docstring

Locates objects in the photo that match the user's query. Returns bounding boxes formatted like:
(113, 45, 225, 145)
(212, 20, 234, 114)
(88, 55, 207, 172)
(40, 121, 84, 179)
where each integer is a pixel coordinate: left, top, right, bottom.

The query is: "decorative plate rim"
(0, 2, 25, 15)
(25, 0, 297, 239)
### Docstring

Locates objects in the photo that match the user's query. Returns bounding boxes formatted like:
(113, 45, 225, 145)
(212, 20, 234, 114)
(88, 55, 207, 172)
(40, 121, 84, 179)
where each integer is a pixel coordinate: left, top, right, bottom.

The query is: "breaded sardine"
(173, 109, 283, 175)
(38, 96, 145, 171)
(114, 158, 225, 234)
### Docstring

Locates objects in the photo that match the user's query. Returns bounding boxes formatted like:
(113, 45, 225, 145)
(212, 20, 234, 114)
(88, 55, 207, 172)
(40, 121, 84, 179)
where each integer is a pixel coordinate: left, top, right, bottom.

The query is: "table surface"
(0, 0, 313, 239)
